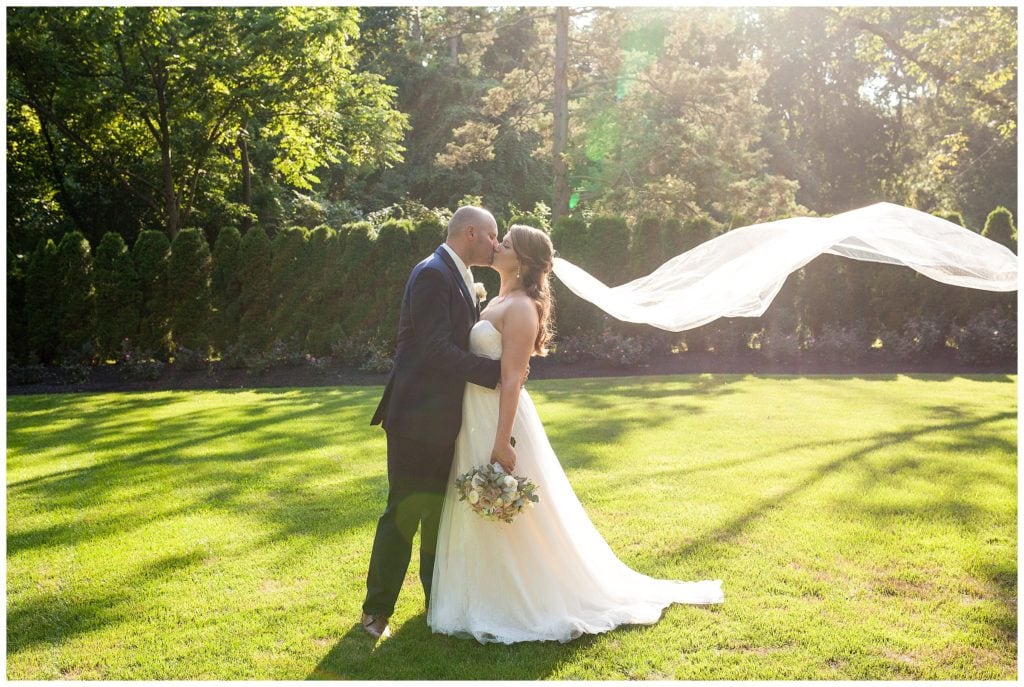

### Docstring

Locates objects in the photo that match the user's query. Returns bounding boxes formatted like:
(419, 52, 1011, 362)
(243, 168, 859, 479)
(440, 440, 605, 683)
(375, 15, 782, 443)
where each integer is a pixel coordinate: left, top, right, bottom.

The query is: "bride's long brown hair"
(508, 224, 555, 356)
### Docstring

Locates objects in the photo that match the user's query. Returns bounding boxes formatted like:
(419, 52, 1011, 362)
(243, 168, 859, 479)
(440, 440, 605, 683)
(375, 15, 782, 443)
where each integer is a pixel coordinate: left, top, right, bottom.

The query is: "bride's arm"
(490, 299, 539, 473)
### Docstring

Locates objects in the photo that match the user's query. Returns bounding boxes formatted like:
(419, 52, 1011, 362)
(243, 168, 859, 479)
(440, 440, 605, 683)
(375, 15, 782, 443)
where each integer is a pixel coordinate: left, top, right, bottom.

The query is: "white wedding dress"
(427, 319, 723, 644)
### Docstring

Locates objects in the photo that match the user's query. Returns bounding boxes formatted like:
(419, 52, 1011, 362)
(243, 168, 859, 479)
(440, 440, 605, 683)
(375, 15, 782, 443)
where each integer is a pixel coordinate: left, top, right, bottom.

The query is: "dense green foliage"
(236, 226, 274, 352)
(167, 229, 212, 354)
(23, 239, 61, 364)
(6, 5, 407, 250)
(131, 230, 172, 357)
(210, 227, 243, 353)
(7, 6, 1014, 251)
(93, 233, 141, 359)
(982, 207, 1017, 252)
(7, 376, 1016, 678)
(55, 231, 95, 360)
(6, 6, 1016, 370)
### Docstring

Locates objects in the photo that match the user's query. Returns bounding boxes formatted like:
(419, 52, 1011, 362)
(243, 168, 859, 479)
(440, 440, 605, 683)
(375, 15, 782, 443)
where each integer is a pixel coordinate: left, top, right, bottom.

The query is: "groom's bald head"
(447, 206, 495, 240)
(446, 205, 498, 267)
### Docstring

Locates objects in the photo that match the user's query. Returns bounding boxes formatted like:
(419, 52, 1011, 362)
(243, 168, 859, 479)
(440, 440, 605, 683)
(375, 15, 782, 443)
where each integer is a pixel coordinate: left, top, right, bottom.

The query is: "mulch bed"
(6, 349, 1015, 396)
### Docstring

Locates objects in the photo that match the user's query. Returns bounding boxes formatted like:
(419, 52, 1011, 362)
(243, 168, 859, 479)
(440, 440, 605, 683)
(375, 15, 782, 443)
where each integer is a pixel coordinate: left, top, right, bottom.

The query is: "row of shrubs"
(551, 309, 1016, 368)
(7, 210, 453, 368)
(8, 304, 1014, 388)
(6, 205, 1017, 379)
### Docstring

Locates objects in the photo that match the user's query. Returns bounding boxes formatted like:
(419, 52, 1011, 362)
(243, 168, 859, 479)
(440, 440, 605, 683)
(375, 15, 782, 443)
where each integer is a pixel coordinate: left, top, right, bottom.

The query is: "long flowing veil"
(551, 202, 1018, 333)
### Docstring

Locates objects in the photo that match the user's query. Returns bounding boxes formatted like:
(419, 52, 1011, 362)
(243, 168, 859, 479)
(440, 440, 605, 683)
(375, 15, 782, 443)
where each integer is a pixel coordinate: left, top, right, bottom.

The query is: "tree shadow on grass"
(532, 374, 743, 470)
(7, 387, 390, 558)
(7, 550, 207, 655)
(7, 380, 1015, 678)
(7, 387, 383, 469)
(671, 409, 1016, 563)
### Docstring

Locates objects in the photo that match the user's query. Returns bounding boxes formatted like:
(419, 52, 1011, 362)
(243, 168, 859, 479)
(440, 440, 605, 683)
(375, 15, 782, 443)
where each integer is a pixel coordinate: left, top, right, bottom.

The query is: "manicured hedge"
(8, 205, 1017, 369)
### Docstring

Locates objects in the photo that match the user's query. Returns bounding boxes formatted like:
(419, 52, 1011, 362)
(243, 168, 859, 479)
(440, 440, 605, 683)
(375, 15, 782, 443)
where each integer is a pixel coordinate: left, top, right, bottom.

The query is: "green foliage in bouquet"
(454, 462, 540, 524)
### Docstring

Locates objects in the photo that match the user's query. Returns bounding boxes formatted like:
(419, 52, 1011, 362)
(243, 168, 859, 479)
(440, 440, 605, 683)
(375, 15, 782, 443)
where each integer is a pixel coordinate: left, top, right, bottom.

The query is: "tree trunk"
(551, 6, 571, 222)
(411, 7, 422, 42)
(152, 60, 179, 239)
(238, 130, 252, 232)
(450, 34, 460, 65)
(160, 133, 178, 238)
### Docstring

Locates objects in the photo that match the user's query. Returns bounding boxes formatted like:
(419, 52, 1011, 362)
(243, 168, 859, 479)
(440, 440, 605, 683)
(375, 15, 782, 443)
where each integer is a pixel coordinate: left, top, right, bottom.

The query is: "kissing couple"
(361, 205, 724, 644)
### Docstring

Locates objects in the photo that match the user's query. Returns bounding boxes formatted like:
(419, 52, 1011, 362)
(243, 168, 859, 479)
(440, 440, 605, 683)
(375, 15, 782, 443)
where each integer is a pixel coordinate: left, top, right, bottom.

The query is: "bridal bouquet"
(454, 462, 540, 524)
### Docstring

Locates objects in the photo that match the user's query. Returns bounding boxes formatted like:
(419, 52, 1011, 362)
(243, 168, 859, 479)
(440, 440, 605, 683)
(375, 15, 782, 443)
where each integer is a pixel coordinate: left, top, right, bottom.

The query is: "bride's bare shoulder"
(503, 293, 540, 327)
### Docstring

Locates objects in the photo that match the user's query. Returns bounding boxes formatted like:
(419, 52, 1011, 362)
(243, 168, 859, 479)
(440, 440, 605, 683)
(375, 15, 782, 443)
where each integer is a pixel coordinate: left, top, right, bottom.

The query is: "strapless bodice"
(469, 319, 502, 360)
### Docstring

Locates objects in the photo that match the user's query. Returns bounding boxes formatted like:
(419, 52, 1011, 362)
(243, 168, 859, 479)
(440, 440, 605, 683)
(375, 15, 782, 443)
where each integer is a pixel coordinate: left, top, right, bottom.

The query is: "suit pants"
(363, 433, 455, 617)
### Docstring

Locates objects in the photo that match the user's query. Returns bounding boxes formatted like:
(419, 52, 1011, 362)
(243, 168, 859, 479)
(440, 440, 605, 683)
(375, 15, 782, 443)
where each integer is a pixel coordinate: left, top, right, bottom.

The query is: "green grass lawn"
(6, 374, 1017, 679)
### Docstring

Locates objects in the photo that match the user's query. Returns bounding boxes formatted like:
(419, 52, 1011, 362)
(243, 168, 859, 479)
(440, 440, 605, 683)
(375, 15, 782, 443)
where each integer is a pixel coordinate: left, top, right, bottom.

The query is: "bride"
(427, 225, 724, 644)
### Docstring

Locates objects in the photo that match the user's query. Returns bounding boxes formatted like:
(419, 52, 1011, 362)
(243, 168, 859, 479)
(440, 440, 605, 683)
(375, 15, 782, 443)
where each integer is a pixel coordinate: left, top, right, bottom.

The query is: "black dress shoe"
(361, 612, 391, 639)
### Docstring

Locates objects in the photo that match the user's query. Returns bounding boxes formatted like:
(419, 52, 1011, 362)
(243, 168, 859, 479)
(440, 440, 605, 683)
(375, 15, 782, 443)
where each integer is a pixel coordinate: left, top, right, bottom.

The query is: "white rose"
(503, 475, 518, 489)
(468, 490, 480, 505)
(474, 282, 488, 302)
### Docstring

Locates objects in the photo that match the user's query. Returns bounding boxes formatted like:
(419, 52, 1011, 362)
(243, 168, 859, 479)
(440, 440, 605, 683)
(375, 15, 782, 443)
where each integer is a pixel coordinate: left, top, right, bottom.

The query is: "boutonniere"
(474, 282, 488, 303)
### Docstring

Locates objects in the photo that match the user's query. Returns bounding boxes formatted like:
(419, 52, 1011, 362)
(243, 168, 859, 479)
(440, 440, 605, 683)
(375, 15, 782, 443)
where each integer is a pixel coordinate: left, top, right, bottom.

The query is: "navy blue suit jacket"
(371, 246, 501, 447)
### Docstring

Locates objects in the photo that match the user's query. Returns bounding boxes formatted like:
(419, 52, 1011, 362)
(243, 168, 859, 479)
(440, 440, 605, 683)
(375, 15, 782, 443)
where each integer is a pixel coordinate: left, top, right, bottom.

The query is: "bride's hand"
(491, 441, 517, 473)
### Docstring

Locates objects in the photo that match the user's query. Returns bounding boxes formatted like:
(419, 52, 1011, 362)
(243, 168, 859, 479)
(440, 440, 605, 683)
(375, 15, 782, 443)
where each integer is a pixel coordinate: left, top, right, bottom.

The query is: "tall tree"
(551, 7, 571, 220)
(7, 6, 407, 240)
(752, 7, 893, 214)
(823, 6, 1017, 225)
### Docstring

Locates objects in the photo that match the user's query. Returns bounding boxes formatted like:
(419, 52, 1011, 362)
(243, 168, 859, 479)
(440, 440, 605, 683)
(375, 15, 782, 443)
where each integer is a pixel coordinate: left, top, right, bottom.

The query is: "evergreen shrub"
(210, 226, 243, 353)
(955, 309, 1017, 364)
(167, 228, 212, 354)
(268, 225, 311, 345)
(236, 226, 274, 351)
(25, 238, 61, 364)
(132, 230, 172, 358)
(94, 232, 141, 360)
(982, 207, 1016, 252)
(56, 230, 96, 361)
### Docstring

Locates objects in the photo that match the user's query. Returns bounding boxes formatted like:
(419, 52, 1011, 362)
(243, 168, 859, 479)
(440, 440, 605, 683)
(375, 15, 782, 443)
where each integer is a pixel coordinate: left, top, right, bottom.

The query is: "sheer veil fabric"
(551, 203, 1018, 333)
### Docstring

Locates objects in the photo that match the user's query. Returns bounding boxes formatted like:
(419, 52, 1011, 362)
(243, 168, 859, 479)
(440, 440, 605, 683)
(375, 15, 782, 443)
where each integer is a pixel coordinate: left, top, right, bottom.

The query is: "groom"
(361, 206, 505, 639)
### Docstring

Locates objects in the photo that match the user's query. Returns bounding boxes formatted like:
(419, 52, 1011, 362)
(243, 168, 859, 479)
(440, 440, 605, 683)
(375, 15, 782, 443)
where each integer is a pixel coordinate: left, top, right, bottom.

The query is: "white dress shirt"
(441, 243, 477, 306)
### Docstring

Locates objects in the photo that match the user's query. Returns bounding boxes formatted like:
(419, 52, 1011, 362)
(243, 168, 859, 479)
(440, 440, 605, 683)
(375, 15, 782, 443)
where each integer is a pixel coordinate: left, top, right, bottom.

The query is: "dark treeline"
(7, 206, 1016, 380)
